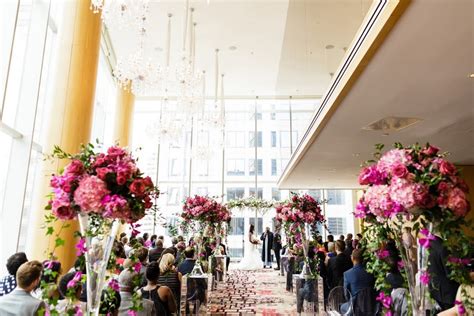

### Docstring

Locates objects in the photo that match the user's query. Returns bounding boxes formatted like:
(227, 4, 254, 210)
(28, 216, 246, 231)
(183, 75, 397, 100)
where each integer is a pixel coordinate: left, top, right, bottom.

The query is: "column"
(114, 82, 135, 146)
(458, 165, 474, 237)
(27, 0, 102, 270)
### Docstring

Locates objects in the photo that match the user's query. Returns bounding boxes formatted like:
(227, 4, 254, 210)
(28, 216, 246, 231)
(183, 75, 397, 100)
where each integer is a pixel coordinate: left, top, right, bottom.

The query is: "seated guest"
(385, 257, 404, 291)
(140, 262, 177, 316)
(344, 233, 354, 256)
(327, 240, 353, 290)
(343, 249, 374, 299)
(339, 235, 345, 242)
(32, 260, 62, 301)
(0, 260, 45, 315)
(158, 253, 182, 307)
(56, 271, 85, 313)
(149, 239, 164, 262)
(0, 252, 28, 296)
(178, 247, 196, 275)
(118, 269, 155, 316)
(99, 288, 121, 316)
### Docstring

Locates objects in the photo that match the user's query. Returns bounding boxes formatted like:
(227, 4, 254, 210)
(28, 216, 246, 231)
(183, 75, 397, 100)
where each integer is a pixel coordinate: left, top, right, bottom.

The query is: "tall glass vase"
(299, 224, 313, 280)
(399, 222, 431, 316)
(77, 213, 120, 316)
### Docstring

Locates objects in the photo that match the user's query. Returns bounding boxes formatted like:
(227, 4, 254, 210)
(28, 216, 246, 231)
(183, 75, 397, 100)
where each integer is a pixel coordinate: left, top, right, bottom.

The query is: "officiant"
(260, 227, 274, 268)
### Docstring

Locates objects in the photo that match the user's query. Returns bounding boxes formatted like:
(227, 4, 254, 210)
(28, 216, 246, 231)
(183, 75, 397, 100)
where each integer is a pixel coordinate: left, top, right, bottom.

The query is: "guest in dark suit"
(148, 239, 164, 262)
(177, 247, 196, 275)
(343, 249, 374, 299)
(327, 240, 353, 290)
(260, 227, 274, 268)
(273, 227, 283, 270)
(344, 233, 354, 257)
(428, 236, 459, 311)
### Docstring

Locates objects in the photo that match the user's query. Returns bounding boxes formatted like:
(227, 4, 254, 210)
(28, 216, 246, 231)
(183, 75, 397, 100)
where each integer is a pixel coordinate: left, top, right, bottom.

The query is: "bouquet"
(182, 195, 231, 224)
(47, 144, 159, 223)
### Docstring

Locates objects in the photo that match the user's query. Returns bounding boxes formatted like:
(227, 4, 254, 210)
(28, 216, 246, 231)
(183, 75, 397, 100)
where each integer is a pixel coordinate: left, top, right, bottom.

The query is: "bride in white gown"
(236, 224, 262, 270)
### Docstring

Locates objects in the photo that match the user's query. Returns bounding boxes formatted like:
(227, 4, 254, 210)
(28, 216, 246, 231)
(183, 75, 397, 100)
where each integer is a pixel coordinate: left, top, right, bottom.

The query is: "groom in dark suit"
(260, 227, 274, 268)
(273, 226, 283, 270)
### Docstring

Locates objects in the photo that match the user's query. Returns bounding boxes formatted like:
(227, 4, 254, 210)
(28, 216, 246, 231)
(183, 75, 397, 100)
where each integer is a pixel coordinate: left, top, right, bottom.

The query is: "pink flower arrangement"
(48, 144, 159, 223)
(181, 195, 231, 224)
(275, 193, 325, 225)
(357, 143, 470, 222)
(376, 291, 392, 309)
(75, 238, 87, 256)
(420, 270, 430, 286)
(67, 271, 83, 289)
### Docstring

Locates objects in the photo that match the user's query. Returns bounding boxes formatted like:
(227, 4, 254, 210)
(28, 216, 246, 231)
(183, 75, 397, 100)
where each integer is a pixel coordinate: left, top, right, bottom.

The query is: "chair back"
(327, 286, 352, 315)
(391, 288, 409, 316)
(354, 287, 377, 316)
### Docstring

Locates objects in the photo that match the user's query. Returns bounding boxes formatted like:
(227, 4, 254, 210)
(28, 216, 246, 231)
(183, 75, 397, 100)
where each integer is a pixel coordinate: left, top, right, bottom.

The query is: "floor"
(207, 267, 300, 315)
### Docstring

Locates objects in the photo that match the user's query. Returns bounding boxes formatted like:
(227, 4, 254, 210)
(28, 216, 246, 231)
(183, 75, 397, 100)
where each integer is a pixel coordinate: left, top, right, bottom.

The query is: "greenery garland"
(226, 196, 276, 213)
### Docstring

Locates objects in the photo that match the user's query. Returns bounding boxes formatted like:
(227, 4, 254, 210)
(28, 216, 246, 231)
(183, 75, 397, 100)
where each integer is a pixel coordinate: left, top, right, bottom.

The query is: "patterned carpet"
(207, 267, 299, 315)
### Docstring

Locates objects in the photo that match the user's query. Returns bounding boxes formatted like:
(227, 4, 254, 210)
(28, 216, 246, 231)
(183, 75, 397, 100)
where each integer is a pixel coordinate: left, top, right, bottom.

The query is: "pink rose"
(421, 145, 439, 156)
(64, 160, 84, 176)
(107, 146, 127, 159)
(129, 179, 146, 197)
(439, 160, 457, 176)
(392, 163, 408, 178)
(96, 167, 112, 180)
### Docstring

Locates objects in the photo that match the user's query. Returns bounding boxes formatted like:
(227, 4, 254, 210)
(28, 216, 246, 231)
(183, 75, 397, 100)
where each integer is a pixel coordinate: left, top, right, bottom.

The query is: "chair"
(327, 286, 352, 316)
(353, 287, 377, 316)
(391, 288, 408, 316)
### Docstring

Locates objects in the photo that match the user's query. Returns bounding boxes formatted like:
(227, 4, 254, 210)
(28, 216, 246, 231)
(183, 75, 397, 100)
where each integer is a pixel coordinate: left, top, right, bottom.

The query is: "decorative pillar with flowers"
(356, 143, 472, 316)
(44, 144, 160, 315)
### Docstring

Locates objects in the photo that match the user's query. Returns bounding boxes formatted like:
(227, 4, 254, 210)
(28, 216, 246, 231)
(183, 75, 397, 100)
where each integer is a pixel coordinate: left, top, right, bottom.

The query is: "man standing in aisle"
(261, 227, 274, 268)
(273, 226, 283, 271)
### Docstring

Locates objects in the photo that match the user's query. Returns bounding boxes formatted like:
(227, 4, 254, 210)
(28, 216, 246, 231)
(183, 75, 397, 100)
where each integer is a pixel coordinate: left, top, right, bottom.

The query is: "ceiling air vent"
(362, 116, 422, 132)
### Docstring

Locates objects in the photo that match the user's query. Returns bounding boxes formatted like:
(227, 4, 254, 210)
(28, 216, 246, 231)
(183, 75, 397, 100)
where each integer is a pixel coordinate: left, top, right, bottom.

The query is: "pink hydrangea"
(102, 194, 129, 218)
(377, 149, 410, 174)
(446, 187, 469, 217)
(74, 175, 110, 213)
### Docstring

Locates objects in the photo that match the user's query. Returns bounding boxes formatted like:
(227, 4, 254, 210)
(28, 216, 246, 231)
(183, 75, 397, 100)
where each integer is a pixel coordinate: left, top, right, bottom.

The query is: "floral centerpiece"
(357, 143, 472, 315)
(45, 143, 159, 315)
(276, 192, 326, 278)
(226, 196, 275, 214)
(181, 195, 231, 276)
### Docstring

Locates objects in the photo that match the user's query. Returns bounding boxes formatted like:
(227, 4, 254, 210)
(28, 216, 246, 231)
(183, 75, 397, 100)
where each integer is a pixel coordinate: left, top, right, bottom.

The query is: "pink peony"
(446, 187, 469, 217)
(392, 163, 408, 179)
(107, 146, 127, 160)
(96, 167, 113, 180)
(74, 175, 110, 213)
(64, 159, 84, 176)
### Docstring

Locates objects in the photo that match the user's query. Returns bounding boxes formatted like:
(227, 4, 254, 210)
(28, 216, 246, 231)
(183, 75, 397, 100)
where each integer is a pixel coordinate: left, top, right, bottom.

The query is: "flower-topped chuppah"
(181, 195, 231, 276)
(45, 143, 160, 315)
(276, 192, 326, 278)
(357, 143, 472, 316)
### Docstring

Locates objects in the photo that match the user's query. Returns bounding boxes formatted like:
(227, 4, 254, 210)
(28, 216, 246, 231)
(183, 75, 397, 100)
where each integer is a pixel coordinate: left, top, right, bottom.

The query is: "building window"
(226, 131, 245, 148)
(229, 217, 245, 235)
(307, 190, 322, 201)
(280, 131, 298, 148)
(194, 159, 208, 176)
(249, 131, 262, 147)
(272, 188, 281, 201)
(271, 131, 277, 147)
(195, 187, 208, 196)
(327, 190, 345, 205)
(327, 217, 347, 235)
(227, 159, 245, 176)
(271, 159, 277, 176)
(270, 104, 276, 120)
(227, 187, 245, 201)
(167, 187, 181, 205)
(249, 159, 263, 176)
(169, 159, 182, 176)
(249, 187, 263, 199)
(249, 218, 263, 235)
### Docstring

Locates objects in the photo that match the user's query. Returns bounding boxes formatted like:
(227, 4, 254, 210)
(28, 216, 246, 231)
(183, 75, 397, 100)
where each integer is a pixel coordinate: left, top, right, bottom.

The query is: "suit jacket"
(272, 233, 283, 252)
(148, 247, 164, 262)
(327, 253, 353, 289)
(428, 237, 459, 306)
(119, 291, 155, 316)
(178, 259, 196, 275)
(343, 264, 374, 298)
(0, 288, 45, 316)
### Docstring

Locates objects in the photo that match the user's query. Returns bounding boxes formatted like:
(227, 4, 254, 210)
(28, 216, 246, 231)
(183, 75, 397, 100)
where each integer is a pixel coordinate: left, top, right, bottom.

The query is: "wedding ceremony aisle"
(208, 269, 298, 315)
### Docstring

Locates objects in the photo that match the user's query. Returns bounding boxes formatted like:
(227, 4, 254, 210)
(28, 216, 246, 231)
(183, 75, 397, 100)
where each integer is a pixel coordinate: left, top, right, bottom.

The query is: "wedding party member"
(273, 227, 283, 271)
(237, 224, 262, 270)
(118, 269, 155, 316)
(0, 261, 45, 315)
(327, 240, 353, 290)
(0, 252, 28, 296)
(158, 253, 182, 307)
(140, 262, 177, 316)
(260, 227, 274, 268)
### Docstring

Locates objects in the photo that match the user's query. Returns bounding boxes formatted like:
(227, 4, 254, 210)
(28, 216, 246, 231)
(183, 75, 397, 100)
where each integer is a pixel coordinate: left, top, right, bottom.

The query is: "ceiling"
(278, 0, 474, 189)
(108, 0, 371, 97)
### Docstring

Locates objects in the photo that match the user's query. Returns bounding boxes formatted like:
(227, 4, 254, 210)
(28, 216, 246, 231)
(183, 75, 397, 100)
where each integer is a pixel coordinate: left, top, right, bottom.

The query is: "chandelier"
(91, 0, 149, 31)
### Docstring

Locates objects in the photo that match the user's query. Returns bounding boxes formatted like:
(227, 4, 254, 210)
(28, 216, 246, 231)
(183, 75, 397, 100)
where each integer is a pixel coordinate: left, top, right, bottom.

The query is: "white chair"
(327, 286, 352, 315)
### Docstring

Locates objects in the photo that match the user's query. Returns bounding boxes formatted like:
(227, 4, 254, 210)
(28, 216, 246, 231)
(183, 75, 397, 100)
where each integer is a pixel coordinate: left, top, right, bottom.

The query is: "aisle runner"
(207, 269, 297, 315)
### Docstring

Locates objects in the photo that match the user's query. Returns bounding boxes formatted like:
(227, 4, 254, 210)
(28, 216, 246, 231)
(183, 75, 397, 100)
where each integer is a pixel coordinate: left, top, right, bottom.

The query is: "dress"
(236, 232, 262, 270)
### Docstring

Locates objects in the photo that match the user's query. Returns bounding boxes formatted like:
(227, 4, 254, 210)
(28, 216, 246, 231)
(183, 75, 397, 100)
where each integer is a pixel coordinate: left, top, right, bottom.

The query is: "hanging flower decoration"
(226, 196, 275, 210)
(357, 143, 472, 315)
(46, 143, 160, 223)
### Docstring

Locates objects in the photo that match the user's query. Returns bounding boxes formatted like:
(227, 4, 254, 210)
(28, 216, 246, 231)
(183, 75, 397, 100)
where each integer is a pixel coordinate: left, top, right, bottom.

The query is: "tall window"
(227, 159, 245, 176)
(249, 187, 263, 199)
(167, 187, 181, 205)
(327, 190, 345, 205)
(249, 218, 263, 235)
(271, 131, 277, 147)
(271, 159, 277, 176)
(249, 159, 263, 176)
(229, 218, 245, 235)
(227, 187, 245, 200)
(272, 188, 281, 201)
(249, 131, 262, 147)
(169, 159, 182, 176)
(327, 217, 347, 235)
(226, 131, 245, 148)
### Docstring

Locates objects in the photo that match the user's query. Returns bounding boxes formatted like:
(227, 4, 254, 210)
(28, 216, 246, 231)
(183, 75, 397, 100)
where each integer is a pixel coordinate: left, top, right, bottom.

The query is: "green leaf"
(55, 237, 65, 248)
(46, 226, 54, 236)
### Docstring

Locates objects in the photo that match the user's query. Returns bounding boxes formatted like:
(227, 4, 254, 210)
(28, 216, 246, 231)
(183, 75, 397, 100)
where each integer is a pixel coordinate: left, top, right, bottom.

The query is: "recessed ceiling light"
(470, 73, 474, 78)
(229, 46, 237, 51)
(363, 116, 422, 132)
(325, 44, 335, 50)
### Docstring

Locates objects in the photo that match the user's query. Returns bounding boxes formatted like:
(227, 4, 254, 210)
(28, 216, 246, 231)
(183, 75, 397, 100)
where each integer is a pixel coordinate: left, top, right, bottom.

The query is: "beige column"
(27, 0, 102, 270)
(458, 165, 474, 237)
(114, 82, 135, 146)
